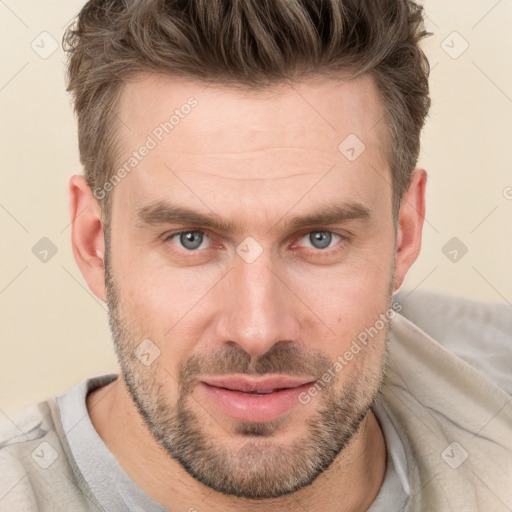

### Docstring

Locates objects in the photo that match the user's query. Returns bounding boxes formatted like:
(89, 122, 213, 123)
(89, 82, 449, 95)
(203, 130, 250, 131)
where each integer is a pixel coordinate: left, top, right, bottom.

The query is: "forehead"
(111, 73, 390, 218)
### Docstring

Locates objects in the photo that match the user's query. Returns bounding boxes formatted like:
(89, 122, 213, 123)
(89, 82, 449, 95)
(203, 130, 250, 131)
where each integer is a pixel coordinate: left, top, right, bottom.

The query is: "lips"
(198, 375, 316, 423)
(201, 375, 313, 393)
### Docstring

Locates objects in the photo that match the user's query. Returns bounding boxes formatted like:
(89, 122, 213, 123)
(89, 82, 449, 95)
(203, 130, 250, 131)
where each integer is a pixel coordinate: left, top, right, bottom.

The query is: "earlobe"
(68, 175, 107, 302)
(392, 168, 427, 292)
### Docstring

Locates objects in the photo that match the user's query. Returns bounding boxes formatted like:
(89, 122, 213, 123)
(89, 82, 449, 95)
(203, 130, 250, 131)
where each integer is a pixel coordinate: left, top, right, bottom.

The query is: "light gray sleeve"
(0, 399, 102, 512)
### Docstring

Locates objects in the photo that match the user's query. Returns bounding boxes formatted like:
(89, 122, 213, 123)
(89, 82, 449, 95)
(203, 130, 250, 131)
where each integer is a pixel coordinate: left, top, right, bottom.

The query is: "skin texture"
(69, 73, 426, 511)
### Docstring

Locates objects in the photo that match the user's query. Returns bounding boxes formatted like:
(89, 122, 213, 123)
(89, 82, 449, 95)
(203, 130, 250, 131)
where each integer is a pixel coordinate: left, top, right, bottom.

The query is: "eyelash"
(161, 229, 350, 259)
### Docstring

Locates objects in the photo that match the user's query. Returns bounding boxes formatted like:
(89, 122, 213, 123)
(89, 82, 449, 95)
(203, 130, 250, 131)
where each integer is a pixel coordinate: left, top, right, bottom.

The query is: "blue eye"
(309, 231, 332, 249)
(300, 231, 341, 250)
(167, 231, 210, 251)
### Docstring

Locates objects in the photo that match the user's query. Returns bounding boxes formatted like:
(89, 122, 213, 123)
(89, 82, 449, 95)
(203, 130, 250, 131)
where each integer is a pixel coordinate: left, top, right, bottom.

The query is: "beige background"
(1, 1, 511, 414)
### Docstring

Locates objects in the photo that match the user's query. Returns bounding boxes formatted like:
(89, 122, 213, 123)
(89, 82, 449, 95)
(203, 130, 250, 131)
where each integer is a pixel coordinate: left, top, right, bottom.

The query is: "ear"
(68, 175, 106, 302)
(393, 168, 427, 292)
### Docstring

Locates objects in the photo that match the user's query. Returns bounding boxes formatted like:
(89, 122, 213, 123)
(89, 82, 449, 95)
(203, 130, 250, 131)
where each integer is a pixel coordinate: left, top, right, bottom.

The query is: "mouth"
(198, 375, 316, 423)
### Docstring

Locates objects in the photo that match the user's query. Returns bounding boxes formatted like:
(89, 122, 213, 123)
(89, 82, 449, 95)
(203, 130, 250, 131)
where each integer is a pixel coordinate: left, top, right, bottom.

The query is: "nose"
(215, 248, 302, 357)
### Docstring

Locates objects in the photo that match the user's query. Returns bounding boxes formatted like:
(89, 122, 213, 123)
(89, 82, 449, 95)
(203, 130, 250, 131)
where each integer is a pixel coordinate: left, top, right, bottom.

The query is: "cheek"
(293, 251, 393, 335)
(114, 237, 194, 318)
(114, 266, 210, 369)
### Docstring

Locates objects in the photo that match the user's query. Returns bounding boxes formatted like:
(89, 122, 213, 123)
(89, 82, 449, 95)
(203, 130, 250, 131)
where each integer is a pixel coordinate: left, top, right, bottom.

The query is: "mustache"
(178, 343, 333, 394)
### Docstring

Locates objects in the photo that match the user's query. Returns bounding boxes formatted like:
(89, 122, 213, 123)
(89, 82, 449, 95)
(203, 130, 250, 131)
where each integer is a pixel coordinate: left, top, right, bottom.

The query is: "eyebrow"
(135, 200, 372, 234)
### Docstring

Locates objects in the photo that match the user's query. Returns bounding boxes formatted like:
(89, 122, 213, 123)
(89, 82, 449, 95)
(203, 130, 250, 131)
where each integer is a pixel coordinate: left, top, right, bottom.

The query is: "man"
(1, 0, 511, 511)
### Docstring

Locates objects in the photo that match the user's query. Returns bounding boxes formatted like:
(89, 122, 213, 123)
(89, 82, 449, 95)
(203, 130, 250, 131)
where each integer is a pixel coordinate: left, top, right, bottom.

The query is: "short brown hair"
(63, 0, 431, 226)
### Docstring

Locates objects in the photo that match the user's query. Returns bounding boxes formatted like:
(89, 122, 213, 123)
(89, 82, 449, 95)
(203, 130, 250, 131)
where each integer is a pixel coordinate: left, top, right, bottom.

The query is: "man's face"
(104, 74, 396, 498)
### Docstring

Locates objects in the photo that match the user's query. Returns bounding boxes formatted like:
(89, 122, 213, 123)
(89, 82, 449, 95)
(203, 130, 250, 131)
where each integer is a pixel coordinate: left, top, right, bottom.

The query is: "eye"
(298, 231, 345, 250)
(165, 230, 211, 251)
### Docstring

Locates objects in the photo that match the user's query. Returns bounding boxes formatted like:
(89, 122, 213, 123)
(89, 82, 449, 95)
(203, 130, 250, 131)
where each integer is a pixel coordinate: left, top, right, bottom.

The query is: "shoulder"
(393, 287, 512, 395)
(0, 398, 96, 511)
(0, 401, 52, 510)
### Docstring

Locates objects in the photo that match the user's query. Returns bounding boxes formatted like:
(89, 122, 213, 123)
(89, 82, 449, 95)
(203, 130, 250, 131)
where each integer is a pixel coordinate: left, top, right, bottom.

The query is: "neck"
(87, 377, 386, 512)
